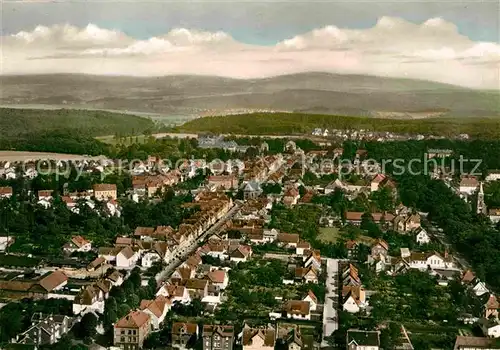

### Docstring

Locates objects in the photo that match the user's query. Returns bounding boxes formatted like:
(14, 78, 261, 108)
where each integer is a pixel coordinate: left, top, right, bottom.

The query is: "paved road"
(156, 200, 243, 283)
(322, 258, 340, 347)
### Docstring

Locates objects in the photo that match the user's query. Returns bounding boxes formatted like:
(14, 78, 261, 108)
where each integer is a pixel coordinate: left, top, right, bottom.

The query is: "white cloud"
(2, 18, 499, 89)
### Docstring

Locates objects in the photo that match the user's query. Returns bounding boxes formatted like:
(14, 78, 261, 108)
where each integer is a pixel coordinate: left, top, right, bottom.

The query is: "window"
(121, 330, 125, 335)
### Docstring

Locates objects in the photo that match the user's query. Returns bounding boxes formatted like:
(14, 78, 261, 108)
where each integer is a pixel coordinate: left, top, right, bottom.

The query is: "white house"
(116, 246, 139, 269)
(473, 281, 490, 296)
(295, 241, 311, 256)
(479, 318, 500, 338)
(408, 251, 457, 271)
(302, 291, 318, 311)
(206, 270, 229, 290)
(347, 330, 380, 350)
(0, 236, 14, 252)
(486, 172, 500, 182)
(459, 177, 479, 195)
(415, 228, 430, 245)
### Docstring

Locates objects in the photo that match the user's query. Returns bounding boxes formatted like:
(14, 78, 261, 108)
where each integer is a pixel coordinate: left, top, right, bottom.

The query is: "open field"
(318, 227, 342, 243)
(0, 151, 108, 162)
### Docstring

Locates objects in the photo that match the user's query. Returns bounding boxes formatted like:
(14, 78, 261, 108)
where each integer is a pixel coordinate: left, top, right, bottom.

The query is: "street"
(155, 200, 243, 283)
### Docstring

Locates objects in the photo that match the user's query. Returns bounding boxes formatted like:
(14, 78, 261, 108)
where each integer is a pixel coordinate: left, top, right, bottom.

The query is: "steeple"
(477, 181, 487, 215)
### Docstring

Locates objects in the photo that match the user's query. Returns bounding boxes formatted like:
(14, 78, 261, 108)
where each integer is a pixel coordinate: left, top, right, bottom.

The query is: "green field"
(177, 112, 500, 139)
(318, 227, 342, 243)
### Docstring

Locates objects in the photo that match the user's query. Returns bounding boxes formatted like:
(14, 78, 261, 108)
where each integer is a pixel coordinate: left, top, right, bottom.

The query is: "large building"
(114, 310, 151, 350)
(93, 183, 118, 200)
(202, 325, 234, 350)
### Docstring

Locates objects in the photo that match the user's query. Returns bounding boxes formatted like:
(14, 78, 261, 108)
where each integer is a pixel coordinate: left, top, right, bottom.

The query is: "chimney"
(444, 250, 448, 259)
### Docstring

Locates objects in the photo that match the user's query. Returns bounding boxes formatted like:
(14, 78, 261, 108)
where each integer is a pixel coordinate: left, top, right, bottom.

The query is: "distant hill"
(0, 107, 155, 140)
(1, 73, 498, 118)
(177, 112, 500, 139)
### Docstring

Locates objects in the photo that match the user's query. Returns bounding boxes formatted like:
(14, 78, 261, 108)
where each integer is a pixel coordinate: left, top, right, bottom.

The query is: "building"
(140, 296, 170, 330)
(63, 235, 92, 253)
(485, 172, 500, 182)
(477, 182, 488, 215)
(116, 246, 140, 269)
(241, 324, 275, 350)
(0, 186, 13, 198)
(459, 177, 479, 195)
(479, 318, 500, 339)
(284, 300, 311, 320)
(208, 176, 238, 190)
(17, 314, 73, 346)
(114, 310, 151, 350)
(93, 183, 118, 200)
(202, 325, 234, 350)
(453, 336, 500, 349)
(342, 286, 366, 313)
(172, 322, 198, 349)
(415, 228, 430, 245)
(347, 329, 381, 350)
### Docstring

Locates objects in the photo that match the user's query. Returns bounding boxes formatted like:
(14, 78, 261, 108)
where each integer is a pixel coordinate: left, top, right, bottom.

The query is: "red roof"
(115, 310, 150, 328)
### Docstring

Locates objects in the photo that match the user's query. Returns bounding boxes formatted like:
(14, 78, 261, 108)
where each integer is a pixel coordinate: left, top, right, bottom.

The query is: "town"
(0, 135, 500, 350)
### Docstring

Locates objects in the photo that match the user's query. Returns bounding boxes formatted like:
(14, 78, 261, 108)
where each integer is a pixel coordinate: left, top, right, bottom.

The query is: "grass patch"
(318, 227, 341, 243)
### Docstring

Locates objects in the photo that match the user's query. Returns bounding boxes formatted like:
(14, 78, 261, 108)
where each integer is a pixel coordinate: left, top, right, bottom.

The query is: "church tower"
(477, 182, 487, 215)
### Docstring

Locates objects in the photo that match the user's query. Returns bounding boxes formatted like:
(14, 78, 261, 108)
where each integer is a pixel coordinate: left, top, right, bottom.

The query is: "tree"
(77, 313, 98, 339)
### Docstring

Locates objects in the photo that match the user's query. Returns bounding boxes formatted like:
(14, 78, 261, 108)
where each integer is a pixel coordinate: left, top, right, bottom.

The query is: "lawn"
(318, 227, 341, 243)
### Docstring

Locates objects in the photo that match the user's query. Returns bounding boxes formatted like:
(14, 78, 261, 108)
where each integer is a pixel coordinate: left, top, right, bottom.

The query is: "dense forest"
(0, 108, 155, 140)
(177, 112, 500, 139)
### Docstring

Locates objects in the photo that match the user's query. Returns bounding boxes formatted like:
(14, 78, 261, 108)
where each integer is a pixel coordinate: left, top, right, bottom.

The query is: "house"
(114, 310, 151, 349)
(277, 233, 300, 248)
(243, 181, 263, 200)
(346, 240, 359, 259)
(276, 325, 308, 350)
(206, 270, 229, 290)
(415, 228, 430, 245)
(453, 336, 500, 349)
(63, 235, 92, 253)
(489, 209, 500, 224)
(408, 251, 457, 271)
(459, 177, 479, 195)
(38, 190, 53, 201)
(371, 240, 389, 258)
(295, 267, 319, 284)
(208, 175, 238, 191)
(107, 270, 124, 287)
(38, 271, 68, 293)
(73, 284, 105, 315)
(116, 246, 139, 269)
(479, 318, 500, 338)
(140, 296, 170, 330)
(263, 229, 279, 243)
(202, 325, 234, 350)
(303, 250, 322, 271)
(156, 284, 191, 304)
(342, 264, 361, 286)
(0, 236, 14, 252)
(93, 183, 117, 200)
(347, 329, 380, 350)
(284, 300, 311, 320)
(0, 186, 13, 198)
(342, 286, 366, 313)
(229, 245, 253, 263)
(394, 213, 421, 233)
(485, 295, 499, 319)
(296, 241, 311, 256)
(486, 171, 500, 182)
(302, 290, 318, 311)
(472, 281, 490, 297)
(87, 257, 106, 272)
(241, 324, 276, 350)
(172, 322, 198, 349)
(17, 314, 73, 346)
(185, 278, 209, 299)
(283, 187, 300, 207)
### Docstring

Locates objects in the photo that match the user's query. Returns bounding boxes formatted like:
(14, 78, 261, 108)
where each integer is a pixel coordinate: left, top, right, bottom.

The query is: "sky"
(1, 0, 499, 89)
